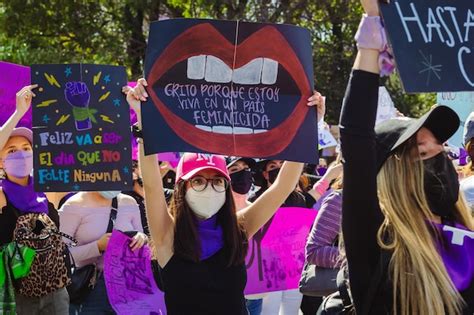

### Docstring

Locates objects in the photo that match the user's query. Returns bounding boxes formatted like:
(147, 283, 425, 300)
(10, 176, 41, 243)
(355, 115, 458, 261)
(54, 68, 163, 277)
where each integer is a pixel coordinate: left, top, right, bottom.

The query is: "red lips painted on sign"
(147, 23, 312, 157)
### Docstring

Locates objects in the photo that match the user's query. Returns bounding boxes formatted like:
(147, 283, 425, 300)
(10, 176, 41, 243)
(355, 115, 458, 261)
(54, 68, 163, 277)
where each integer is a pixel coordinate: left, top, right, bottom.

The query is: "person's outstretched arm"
(339, 0, 384, 312)
(125, 80, 174, 267)
(238, 161, 304, 238)
(0, 85, 37, 148)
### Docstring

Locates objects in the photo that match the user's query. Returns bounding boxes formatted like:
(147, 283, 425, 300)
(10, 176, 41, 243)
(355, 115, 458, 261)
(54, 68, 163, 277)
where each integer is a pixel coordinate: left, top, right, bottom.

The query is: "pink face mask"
(3, 150, 33, 178)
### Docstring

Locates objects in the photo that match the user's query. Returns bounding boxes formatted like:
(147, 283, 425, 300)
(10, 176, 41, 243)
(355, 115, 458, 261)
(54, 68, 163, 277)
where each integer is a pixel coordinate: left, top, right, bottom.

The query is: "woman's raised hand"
(16, 85, 38, 117)
(307, 90, 326, 123)
(123, 78, 148, 115)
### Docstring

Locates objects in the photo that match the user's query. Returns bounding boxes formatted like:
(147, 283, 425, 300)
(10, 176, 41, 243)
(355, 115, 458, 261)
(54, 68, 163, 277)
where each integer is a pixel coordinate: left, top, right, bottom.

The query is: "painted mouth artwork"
(184, 55, 279, 135)
(146, 21, 314, 158)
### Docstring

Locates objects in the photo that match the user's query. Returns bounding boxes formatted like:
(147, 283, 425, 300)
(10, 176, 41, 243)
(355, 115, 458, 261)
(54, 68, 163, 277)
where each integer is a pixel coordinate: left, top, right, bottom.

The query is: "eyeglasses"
(188, 176, 229, 193)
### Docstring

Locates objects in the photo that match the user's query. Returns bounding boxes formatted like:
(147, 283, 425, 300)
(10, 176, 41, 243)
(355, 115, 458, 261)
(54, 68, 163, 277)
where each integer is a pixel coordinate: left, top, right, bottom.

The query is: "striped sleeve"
(305, 191, 342, 268)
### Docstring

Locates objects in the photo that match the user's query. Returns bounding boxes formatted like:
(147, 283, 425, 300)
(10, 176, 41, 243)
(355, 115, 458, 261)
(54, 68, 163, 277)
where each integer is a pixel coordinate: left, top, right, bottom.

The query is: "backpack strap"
(106, 197, 118, 233)
(336, 268, 353, 310)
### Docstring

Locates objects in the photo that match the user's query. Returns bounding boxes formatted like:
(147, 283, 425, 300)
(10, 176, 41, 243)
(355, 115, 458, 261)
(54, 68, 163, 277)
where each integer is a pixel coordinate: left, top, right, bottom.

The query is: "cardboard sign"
(31, 64, 132, 192)
(437, 91, 474, 146)
(0, 61, 31, 127)
(376, 87, 397, 125)
(142, 19, 317, 163)
(104, 231, 166, 315)
(318, 124, 338, 149)
(244, 207, 317, 294)
(380, 1, 474, 92)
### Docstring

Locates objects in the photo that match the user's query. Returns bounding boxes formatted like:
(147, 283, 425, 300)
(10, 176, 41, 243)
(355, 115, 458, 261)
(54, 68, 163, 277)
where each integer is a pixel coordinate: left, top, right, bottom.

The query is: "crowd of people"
(0, 0, 473, 314)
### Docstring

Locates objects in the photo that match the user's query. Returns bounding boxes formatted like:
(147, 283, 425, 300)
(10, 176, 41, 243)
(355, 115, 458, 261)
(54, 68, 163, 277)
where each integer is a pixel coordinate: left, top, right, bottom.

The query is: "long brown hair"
(169, 181, 248, 266)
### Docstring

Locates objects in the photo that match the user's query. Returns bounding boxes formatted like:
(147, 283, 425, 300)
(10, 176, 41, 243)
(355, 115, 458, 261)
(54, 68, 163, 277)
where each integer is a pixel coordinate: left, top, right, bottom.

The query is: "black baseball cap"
(375, 105, 459, 170)
(226, 156, 257, 169)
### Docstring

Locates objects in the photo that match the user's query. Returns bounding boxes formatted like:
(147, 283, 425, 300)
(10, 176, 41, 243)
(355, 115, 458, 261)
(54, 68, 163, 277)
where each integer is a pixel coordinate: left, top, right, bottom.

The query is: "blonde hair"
(462, 140, 474, 178)
(377, 138, 474, 315)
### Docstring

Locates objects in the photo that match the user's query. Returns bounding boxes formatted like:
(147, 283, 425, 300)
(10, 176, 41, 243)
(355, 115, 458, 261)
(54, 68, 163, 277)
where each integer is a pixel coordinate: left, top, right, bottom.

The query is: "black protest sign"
(142, 19, 317, 163)
(31, 64, 132, 192)
(380, 0, 474, 93)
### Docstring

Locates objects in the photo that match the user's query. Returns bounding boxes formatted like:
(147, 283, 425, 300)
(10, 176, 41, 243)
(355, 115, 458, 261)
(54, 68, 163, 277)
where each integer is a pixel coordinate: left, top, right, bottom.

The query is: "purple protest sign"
(0, 61, 31, 127)
(244, 207, 317, 294)
(104, 230, 167, 315)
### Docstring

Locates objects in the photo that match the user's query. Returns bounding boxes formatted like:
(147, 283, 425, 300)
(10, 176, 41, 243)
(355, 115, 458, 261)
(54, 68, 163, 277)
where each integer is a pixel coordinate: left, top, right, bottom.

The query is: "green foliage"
(383, 74, 436, 118)
(0, 0, 435, 121)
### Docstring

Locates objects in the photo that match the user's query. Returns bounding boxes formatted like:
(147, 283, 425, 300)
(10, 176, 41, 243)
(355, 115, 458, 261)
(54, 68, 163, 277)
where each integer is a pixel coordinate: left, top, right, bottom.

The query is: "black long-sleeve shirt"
(339, 70, 473, 314)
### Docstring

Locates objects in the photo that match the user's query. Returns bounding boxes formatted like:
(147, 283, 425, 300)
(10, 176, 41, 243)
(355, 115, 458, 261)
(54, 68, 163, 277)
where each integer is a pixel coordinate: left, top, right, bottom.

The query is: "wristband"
(355, 14, 395, 77)
(313, 178, 330, 196)
(131, 123, 143, 139)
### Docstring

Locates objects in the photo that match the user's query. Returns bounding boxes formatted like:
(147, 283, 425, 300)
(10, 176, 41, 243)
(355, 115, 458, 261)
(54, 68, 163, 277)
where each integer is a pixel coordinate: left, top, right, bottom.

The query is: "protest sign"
(104, 231, 166, 315)
(376, 87, 397, 125)
(31, 64, 132, 192)
(142, 19, 317, 163)
(245, 207, 317, 294)
(0, 61, 31, 127)
(318, 123, 338, 149)
(437, 91, 474, 146)
(380, 1, 474, 92)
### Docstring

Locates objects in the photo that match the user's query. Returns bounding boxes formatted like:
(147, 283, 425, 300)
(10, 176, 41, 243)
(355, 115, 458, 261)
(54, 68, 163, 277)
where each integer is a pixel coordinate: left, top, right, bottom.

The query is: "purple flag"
(104, 230, 166, 314)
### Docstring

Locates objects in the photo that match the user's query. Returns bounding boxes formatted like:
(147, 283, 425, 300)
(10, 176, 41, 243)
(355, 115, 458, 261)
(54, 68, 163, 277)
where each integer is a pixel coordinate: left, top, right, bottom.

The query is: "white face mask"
(185, 186, 226, 219)
(99, 191, 121, 199)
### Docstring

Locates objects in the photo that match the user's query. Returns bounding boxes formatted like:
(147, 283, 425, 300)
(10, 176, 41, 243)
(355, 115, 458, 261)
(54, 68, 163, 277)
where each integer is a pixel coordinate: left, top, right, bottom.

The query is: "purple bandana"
(432, 222, 474, 291)
(2, 177, 49, 214)
(195, 214, 224, 260)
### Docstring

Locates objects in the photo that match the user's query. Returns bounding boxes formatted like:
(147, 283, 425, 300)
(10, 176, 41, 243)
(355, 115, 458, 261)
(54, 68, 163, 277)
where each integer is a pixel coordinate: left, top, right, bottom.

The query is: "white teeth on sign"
(193, 125, 269, 135)
(187, 55, 206, 80)
(261, 58, 278, 85)
(212, 126, 233, 134)
(204, 56, 232, 83)
(233, 127, 253, 134)
(195, 125, 212, 132)
(232, 58, 263, 85)
(187, 55, 278, 84)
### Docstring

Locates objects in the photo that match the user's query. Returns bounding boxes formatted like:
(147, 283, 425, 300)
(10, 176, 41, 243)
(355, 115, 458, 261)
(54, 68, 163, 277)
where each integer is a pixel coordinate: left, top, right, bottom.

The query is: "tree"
(0, 0, 435, 123)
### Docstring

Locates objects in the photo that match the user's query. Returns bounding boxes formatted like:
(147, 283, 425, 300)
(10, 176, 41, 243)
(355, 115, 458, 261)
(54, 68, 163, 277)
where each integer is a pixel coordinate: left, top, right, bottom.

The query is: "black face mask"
(162, 170, 176, 190)
(267, 168, 281, 185)
(230, 169, 253, 194)
(423, 152, 459, 219)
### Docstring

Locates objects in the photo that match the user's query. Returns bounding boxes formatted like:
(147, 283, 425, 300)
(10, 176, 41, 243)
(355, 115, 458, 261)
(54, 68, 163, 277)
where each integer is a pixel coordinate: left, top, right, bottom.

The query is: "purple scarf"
(2, 177, 49, 214)
(432, 222, 474, 291)
(195, 214, 224, 261)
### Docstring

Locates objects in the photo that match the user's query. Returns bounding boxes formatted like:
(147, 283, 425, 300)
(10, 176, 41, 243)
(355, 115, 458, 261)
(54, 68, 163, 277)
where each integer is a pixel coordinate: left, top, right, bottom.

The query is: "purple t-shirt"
(432, 222, 474, 291)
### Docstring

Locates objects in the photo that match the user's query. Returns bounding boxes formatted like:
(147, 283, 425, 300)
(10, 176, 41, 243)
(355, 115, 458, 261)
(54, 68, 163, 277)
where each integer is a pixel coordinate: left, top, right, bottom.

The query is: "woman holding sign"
(0, 85, 69, 314)
(335, 0, 474, 314)
(60, 190, 147, 314)
(125, 79, 324, 315)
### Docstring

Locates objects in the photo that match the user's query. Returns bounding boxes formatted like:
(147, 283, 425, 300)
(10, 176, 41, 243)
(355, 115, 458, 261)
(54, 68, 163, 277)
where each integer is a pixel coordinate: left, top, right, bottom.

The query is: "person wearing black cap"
(335, 1, 474, 314)
(227, 157, 256, 205)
